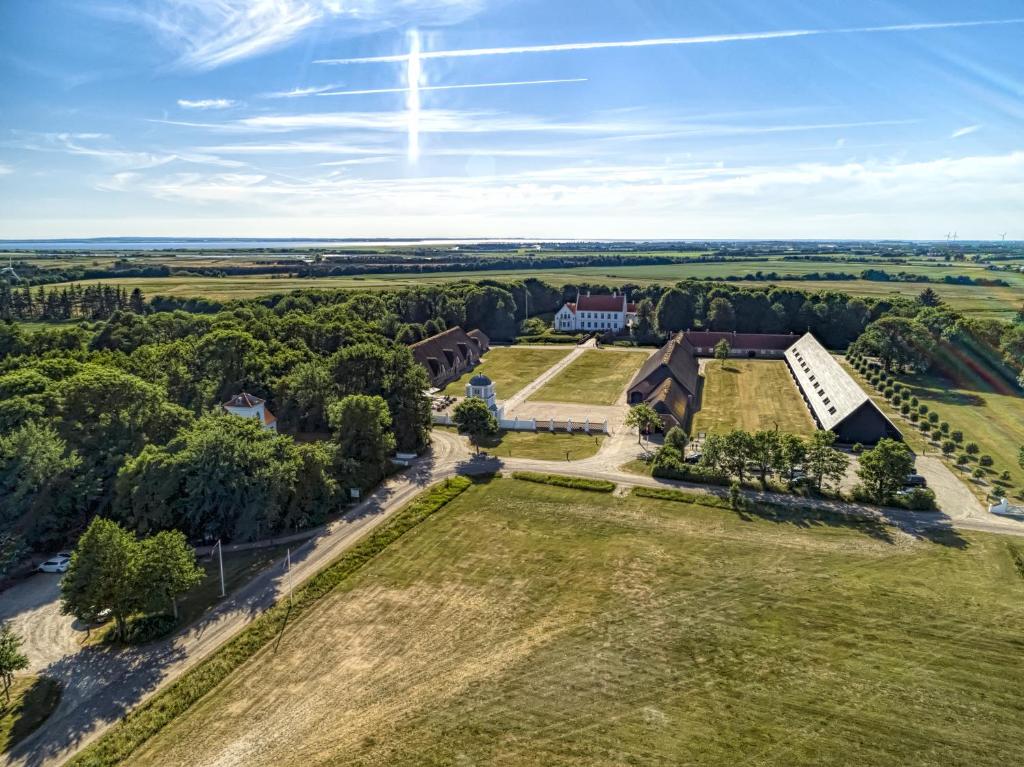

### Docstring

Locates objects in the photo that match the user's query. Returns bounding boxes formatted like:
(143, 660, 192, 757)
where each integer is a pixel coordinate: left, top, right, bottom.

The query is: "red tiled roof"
(626, 303, 638, 313)
(263, 409, 277, 427)
(575, 294, 627, 312)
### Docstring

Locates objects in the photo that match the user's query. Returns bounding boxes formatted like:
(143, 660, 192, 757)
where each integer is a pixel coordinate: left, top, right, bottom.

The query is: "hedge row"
(631, 486, 731, 510)
(68, 476, 474, 767)
(511, 471, 615, 493)
(651, 462, 731, 486)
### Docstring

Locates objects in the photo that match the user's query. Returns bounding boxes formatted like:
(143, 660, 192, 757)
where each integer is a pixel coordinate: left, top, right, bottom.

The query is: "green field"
(693, 360, 817, 437)
(43, 258, 1023, 320)
(0, 676, 61, 754)
(124, 478, 1024, 766)
(530, 349, 648, 405)
(840, 358, 1024, 491)
(442, 346, 571, 398)
(448, 427, 605, 460)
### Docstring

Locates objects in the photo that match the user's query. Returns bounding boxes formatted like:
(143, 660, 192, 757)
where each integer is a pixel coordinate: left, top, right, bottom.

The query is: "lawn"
(0, 676, 61, 754)
(530, 349, 648, 405)
(455, 428, 605, 460)
(442, 346, 571, 398)
(125, 478, 1024, 767)
(692, 359, 817, 437)
(176, 546, 291, 628)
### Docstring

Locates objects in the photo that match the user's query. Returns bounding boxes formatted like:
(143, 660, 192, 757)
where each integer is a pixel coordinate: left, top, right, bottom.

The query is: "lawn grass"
(693, 359, 817, 437)
(441, 346, 571, 398)
(476, 429, 605, 460)
(177, 546, 291, 628)
(0, 676, 61, 754)
(122, 478, 1024, 767)
(530, 349, 648, 405)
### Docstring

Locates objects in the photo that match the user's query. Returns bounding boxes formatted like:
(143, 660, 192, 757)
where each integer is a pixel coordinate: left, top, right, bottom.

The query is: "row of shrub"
(650, 459, 730, 486)
(68, 476, 474, 767)
(848, 351, 1010, 496)
(631, 485, 732, 510)
(511, 471, 616, 493)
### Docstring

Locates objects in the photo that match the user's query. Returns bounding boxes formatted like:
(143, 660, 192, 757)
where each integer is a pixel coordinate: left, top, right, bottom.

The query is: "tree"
(0, 623, 29, 704)
(277, 359, 336, 432)
(138, 530, 204, 620)
(853, 317, 934, 373)
(328, 395, 396, 488)
(664, 426, 688, 452)
(721, 430, 754, 482)
(61, 517, 144, 640)
(625, 404, 662, 445)
(748, 430, 782, 483)
(452, 397, 498, 454)
(804, 431, 849, 492)
(918, 287, 942, 307)
(713, 339, 731, 362)
(778, 433, 807, 483)
(707, 297, 736, 331)
(654, 288, 696, 333)
(857, 438, 914, 502)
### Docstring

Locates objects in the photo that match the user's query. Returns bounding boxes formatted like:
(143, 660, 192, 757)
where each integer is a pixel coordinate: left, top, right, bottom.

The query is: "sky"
(1, 0, 1022, 240)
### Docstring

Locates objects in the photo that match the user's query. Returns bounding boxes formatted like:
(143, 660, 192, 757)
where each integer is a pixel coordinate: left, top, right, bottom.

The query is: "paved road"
(6, 424, 1023, 767)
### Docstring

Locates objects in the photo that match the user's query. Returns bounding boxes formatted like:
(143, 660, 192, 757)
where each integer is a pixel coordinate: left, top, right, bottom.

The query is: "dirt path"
(0, 577, 83, 675)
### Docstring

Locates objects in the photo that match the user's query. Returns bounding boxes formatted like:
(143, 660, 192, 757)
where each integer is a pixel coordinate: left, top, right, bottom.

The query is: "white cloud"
(315, 78, 587, 97)
(0, 164, 12, 175)
(109, 0, 491, 70)
(317, 18, 1024, 64)
(260, 83, 346, 99)
(178, 98, 239, 109)
(951, 124, 981, 138)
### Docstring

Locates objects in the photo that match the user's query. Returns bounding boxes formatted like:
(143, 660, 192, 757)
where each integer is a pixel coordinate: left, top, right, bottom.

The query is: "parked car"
(683, 452, 702, 465)
(903, 474, 928, 488)
(37, 555, 71, 573)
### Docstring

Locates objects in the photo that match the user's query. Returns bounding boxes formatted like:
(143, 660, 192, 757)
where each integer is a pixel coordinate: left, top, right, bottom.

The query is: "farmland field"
(41, 258, 1023, 320)
(442, 346, 571, 398)
(124, 478, 1024, 767)
(530, 349, 648, 405)
(693, 360, 816, 437)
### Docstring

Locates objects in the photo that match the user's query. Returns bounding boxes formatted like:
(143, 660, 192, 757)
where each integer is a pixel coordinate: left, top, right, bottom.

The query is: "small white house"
(554, 291, 637, 333)
(223, 392, 278, 432)
(466, 374, 503, 419)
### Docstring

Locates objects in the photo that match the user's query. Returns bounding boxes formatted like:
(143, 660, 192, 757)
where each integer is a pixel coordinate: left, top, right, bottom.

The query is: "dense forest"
(2, 276, 1022, 573)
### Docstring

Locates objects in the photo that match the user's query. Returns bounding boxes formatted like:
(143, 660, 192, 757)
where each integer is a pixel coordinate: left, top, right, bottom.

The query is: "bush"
(883, 385, 894, 397)
(651, 460, 731, 486)
(980, 455, 993, 467)
(728, 480, 743, 510)
(956, 453, 970, 466)
(511, 471, 614, 493)
(631, 486, 730, 510)
(919, 421, 931, 433)
(928, 411, 939, 424)
(951, 430, 963, 443)
(1001, 471, 1012, 481)
(106, 614, 177, 645)
(851, 442, 864, 454)
(892, 488, 937, 511)
(972, 467, 986, 479)
(931, 429, 943, 441)
(941, 440, 956, 455)
(965, 442, 980, 455)
(67, 477, 473, 767)
(918, 404, 929, 415)
(899, 403, 911, 415)
(940, 422, 950, 434)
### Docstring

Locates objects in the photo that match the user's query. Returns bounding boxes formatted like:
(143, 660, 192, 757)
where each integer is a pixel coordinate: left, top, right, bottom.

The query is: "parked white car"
(37, 555, 71, 573)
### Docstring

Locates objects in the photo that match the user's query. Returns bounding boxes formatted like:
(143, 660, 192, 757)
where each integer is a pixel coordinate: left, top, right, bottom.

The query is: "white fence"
(433, 412, 610, 435)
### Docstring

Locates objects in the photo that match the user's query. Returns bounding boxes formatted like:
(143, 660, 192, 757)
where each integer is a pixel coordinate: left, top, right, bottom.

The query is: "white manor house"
(553, 291, 638, 333)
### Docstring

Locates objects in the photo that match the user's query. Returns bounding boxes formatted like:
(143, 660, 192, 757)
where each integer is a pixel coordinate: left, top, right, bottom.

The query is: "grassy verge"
(512, 471, 615, 493)
(529, 349, 648, 405)
(442, 347, 571, 398)
(0, 676, 61, 754)
(67, 476, 473, 767)
(693, 360, 816, 437)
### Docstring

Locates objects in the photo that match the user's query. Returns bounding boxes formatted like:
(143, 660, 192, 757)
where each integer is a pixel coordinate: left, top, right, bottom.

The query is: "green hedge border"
(511, 471, 615, 493)
(68, 476, 474, 767)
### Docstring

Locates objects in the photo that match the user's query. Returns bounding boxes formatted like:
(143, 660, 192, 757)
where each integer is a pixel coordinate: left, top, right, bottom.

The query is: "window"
(823, 397, 830, 405)
(828, 406, 837, 415)
(808, 375, 816, 381)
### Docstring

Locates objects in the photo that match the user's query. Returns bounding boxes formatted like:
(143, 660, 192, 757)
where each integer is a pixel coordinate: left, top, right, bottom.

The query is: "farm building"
(410, 327, 490, 388)
(684, 330, 798, 358)
(627, 334, 701, 429)
(784, 333, 902, 444)
(554, 291, 638, 333)
(223, 392, 277, 432)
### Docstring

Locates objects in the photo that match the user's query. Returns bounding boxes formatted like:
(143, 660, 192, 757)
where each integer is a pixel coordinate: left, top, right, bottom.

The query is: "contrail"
(407, 29, 421, 163)
(315, 18, 1024, 64)
(317, 78, 587, 97)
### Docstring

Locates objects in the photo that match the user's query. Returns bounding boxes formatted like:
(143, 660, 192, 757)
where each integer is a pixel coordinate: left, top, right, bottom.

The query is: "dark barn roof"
(410, 326, 483, 386)
(629, 334, 700, 398)
(645, 377, 690, 428)
(785, 333, 902, 442)
(684, 331, 798, 351)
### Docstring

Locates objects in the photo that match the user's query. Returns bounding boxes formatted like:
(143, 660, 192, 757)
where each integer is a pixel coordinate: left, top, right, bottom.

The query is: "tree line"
(0, 281, 146, 321)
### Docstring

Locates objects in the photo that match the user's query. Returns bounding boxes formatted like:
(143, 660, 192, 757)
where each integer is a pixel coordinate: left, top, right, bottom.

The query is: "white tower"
(466, 374, 502, 418)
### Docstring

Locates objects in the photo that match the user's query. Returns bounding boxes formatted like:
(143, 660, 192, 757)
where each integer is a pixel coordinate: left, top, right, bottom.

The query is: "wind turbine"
(1000, 232, 1007, 241)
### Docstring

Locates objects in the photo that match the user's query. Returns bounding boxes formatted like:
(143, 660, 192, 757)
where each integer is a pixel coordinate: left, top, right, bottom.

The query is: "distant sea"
(0, 237, 544, 252)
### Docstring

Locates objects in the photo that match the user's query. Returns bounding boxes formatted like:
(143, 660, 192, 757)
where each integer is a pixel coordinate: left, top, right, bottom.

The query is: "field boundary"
(512, 471, 615, 493)
(66, 476, 474, 767)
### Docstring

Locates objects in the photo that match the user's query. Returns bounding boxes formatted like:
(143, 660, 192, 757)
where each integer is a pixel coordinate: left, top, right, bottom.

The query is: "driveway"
(0, 575, 84, 674)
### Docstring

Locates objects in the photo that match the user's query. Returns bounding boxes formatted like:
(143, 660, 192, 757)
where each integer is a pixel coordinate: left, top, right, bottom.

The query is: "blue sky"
(1, 0, 1022, 239)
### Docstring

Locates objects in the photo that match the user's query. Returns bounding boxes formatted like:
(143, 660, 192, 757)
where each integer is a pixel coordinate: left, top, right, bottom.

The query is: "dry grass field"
(126, 478, 1024, 767)
(442, 346, 571, 398)
(530, 349, 648, 405)
(693, 359, 817, 437)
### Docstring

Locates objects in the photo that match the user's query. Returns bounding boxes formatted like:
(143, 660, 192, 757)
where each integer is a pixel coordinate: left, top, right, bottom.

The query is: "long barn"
(784, 333, 902, 444)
